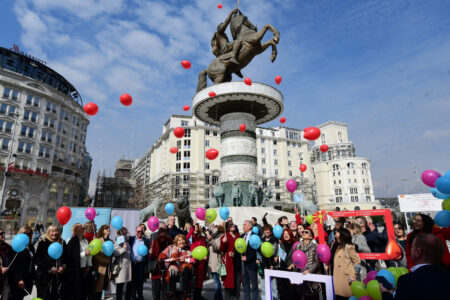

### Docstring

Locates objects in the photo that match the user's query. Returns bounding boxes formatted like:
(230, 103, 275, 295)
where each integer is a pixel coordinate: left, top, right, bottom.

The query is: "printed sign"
(398, 194, 443, 212)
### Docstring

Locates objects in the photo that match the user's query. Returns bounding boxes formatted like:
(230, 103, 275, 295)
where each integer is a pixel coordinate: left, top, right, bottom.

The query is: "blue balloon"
(430, 188, 450, 200)
(48, 242, 63, 260)
(273, 225, 283, 239)
(444, 170, 450, 178)
(12, 233, 29, 253)
(293, 194, 299, 203)
(249, 234, 261, 249)
(219, 207, 230, 220)
(348, 297, 358, 300)
(111, 216, 123, 230)
(137, 244, 148, 256)
(165, 203, 175, 215)
(434, 210, 450, 228)
(436, 176, 450, 194)
(377, 269, 396, 288)
(102, 240, 114, 257)
(252, 226, 259, 234)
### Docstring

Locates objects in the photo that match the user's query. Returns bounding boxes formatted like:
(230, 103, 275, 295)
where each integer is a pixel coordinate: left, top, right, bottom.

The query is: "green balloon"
(32, 298, 43, 300)
(306, 215, 313, 225)
(192, 246, 208, 260)
(261, 242, 274, 258)
(350, 281, 368, 299)
(89, 239, 102, 256)
(442, 198, 450, 211)
(398, 267, 409, 276)
(235, 238, 247, 254)
(387, 267, 401, 287)
(367, 280, 382, 300)
(206, 209, 217, 223)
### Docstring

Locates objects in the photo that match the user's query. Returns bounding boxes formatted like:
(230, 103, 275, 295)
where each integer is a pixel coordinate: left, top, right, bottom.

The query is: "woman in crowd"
(8, 226, 35, 299)
(91, 224, 111, 300)
(35, 225, 67, 300)
(294, 227, 322, 300)
(405, 213, 450, 269)
(0, 228, 11, 298)
(277, 229, 296, 299)
(330, 228, 360, 300)
(345, 223, 370, 253)
(149, 228, 172, 300)
(113, 227, 132, 300)
(394, 223, 407, 250)
(84, 221, 96, 243)
(290, 221, 299, 239)
(206, 222, 225, 300)
(258, 224, 279, 300)
(295, 224, 306, 242)
(66, 223, 92, 300)
(186, 221, 207, 300)
(220, 222, 241, 300)
(158, 234, 194, 298)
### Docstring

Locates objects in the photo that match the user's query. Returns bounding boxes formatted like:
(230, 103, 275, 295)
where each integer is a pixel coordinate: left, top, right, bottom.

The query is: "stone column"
(219, 113, 257, 206)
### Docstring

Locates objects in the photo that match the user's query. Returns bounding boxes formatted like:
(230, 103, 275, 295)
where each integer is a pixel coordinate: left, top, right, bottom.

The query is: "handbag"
(110, 258, 121, 279)
(217, 254, 227, 276)
(345, 245, 367, 282)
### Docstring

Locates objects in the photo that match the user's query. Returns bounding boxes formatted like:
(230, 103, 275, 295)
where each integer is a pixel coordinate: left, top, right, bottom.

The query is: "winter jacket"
(332, 244, 360, 298)
(206, 224, 223, 273)
(113, 240, 132, 284)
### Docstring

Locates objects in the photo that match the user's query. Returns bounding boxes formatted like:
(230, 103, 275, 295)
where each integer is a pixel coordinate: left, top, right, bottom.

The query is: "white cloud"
(422, 129, 450, 140)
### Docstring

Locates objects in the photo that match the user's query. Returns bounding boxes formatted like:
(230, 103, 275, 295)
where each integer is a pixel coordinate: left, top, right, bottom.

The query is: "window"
(2, 87, 19, 101)
(263, 180, 267, 188)
(332, 164, 339, 171)
(353, 179, 357, 183)
(39, 145, 51, 158)
(287, 150, 291, 156)
(276, 193, 281, 201)
(339, 180, 341, 184)
(365, 188, 370, 194)
(23, 110, 38, 122)
(261, 148, 265, 154)
(183, 174, 190, 183)
(205, 188, 210, 198)
(288, 160, 291, 166)
(287, 142, 290, 147)
(185, 129, 191, 137)
(44, 116, 55, 127)
(177, 140, 181, 148)
(1, 138, 10, 150)
(17, 141, 32, 154)
(0, 120, 13, 133)
(183, 162, 190, 172)
(41, 130, 53, 143)
(338, 131, 342, 142)
(181, 120, 189, 126)
(366, 196, 371, 202)
(212, 176, 219, 184)
(261, 158, 265, 164)
(350, 188, 358, 194)
(26, 95, 40, 107)
(347, 162, 355, 169)
(273, 149, 277, 155)
(176, 163, 181, 172)
(362, 163, 367, 169)
(351, 196, 359, 202)
(46, 101, 57, 113)
(184, 140, 191, 149)
(274, 159, 278, 166)
(338, 171, 341, 176)
(53, 149, 58, 159)
(213, 131, 217, 136)
(262, 168, 266, 175)
(205, 163, 210, 170)
(275, 169, 279, 175)
(273, 140, 277, 145)
(261, 138, 265, 143)
(336, 197, 343, 203)
(182, 188, 189, 196)
(205, 176, 210, 185)
(289, 170, 293, 176)
(335, 189, 342, 195)
(175, 189, 180, 198)
(333, 172, 335, 177)
(205, 130, 210, 135)
(348, 179, 351, 183)
(184, 151, 190, 160)
(321, 133, 326, 144)
(176, 152, 181, 161)
(205, 140, 210, 147)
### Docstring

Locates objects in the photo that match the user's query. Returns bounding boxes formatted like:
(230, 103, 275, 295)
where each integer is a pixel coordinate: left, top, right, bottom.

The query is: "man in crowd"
(127, 225, 151, 300)
(356, 217, 388, 253)
(241, 220, 259, 300)
(251, 217, 263, 237)
(381, 233, 450, 299)
(166, 216, 182, 240)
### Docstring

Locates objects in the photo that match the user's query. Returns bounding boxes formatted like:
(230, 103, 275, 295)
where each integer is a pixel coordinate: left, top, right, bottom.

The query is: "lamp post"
(0, 113, 20, 214)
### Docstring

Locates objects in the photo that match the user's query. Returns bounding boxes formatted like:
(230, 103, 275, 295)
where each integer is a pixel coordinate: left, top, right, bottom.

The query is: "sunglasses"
(136, 231, 144, 233)
(302, 231, 312, 235)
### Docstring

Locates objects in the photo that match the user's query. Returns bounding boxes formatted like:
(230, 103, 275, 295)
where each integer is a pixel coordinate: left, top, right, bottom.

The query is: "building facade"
(0, 46, 90, 231)
(130, 115, 379, 211)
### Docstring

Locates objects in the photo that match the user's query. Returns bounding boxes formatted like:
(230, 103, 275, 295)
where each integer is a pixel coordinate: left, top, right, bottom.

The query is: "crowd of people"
(0, 211, 448, 300)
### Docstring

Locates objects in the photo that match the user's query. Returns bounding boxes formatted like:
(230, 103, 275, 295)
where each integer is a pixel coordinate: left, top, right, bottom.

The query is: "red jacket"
(405, 226, 450, 270)
(186, 227, 207, 288)
(295, 213, 303, 225)
(219, 232, 240, 289)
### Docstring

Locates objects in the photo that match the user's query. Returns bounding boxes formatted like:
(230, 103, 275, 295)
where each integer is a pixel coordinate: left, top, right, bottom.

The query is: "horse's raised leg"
(260, 39, 278, 62)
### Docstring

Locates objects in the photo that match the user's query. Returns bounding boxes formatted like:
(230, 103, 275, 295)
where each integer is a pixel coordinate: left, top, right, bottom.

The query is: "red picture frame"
(325, 209, 395, 260)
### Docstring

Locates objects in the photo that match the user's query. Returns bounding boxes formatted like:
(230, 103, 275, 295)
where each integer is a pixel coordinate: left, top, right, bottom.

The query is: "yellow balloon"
(89, 239, 102, 256)
(206, 209, 217, 223)
(235, 238, 247, 254)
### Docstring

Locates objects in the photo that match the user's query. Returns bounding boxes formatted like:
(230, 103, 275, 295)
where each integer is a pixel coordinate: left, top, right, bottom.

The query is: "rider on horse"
(211, 8, 242, 67)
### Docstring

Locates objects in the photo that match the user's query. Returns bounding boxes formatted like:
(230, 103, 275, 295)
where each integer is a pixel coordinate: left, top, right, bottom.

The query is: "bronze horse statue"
(197, 10, 280, 91)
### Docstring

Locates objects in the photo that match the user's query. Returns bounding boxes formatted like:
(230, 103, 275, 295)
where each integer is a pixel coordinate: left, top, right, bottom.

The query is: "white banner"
(110, 208, 141, 241)
(398, 193, 443, 212)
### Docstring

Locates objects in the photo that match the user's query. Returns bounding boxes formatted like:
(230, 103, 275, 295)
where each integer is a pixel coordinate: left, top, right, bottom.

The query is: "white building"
(0, 46, 90, 231)
(131, 116, 379, 211)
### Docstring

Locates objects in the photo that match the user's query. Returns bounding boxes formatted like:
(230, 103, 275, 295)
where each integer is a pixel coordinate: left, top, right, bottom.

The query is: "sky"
(1, 0, 449, 198)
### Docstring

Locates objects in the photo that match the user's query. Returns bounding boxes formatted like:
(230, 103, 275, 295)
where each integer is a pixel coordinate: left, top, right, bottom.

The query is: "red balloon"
(173, 127, 185, 138)
(120, 93, 132, 106)
(183, 105, 190, 111)
(320, 144, 329, 153)
(57, 206, 72, 226)
(206, 149, 219, 160)
(280, 117, 286, 124)
(170, 147, 178, 154)
(244, 77, 252, 85)
(181, 60, 191, 69)
(239, 124, 246, 132)
(385, 240, 403, 261)
(208, 91, 216, 97)
(303, 127, 321, 140)
(275, 75, 282, 85)
(218, 4, 223, 9)
(299, 164, 307, 172)
(84, 102, 98, 116)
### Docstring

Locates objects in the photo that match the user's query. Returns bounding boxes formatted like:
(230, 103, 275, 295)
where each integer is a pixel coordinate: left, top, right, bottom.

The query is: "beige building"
(131, 116, 379, 211)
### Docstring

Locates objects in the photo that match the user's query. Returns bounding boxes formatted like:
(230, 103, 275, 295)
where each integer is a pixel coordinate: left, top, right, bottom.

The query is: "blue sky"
(1, 0, 450, 197)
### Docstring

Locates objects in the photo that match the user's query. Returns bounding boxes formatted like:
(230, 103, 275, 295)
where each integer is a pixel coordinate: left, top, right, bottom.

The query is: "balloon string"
(23, 287, 31, 295)
(7, 253, 18, 268)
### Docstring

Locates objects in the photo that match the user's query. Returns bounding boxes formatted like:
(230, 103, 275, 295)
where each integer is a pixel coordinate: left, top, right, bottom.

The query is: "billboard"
(61, 207, 111, 242)
(398, 194, 443, 213)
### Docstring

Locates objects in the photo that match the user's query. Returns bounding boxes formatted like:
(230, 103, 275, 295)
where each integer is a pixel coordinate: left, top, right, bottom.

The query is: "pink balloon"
(366, 270, 378, 283)
(421, 170, 441, 187)
(293, 242, 300, 250)
(147, 216, 159, 232)
(317, 244, 331, 264)
(195, 207, 206, 220)
(85, 207, 96, 221)
(286, 179, 297, 193)
(292, 250, 307, 269)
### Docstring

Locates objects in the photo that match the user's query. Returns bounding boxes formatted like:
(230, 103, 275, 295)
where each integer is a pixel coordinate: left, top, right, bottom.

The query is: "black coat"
(8, 244, 35, 299)
(128, 236, 150, 264)
(167, 225, 182, 240)
(241, 232, 257, 271)
(382, 264, 450, 300)
(66, 236, 90, 300)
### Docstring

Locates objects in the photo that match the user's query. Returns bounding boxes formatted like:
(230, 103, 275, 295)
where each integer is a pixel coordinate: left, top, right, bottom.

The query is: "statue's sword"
(236, 0, 240, 9)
